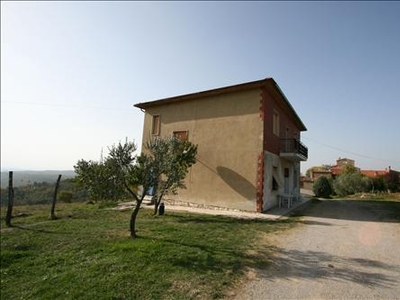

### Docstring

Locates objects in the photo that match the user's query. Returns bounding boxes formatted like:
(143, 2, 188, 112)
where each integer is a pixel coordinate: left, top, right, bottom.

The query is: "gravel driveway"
(233, 199, 400, 300)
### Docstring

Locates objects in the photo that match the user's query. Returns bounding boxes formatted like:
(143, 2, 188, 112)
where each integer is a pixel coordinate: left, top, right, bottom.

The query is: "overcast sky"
(1, 1, 400, 173)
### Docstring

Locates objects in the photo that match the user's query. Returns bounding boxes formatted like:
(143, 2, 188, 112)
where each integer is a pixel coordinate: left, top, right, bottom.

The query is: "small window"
(173, 131, 188, 141)
(272, 176, 279, 191)
(152, 115, 160, 135)
(273, 110, 280, 136)
(284, 168, 289, 178)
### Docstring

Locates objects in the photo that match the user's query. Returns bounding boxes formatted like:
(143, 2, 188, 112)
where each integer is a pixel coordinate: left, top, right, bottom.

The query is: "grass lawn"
(0, 203, 296, 299)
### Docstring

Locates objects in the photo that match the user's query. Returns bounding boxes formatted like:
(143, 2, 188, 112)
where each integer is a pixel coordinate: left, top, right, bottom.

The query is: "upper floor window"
(273, 110, 280, 136)
(152, 115, 160, 135)
(173, 130, 188, 141)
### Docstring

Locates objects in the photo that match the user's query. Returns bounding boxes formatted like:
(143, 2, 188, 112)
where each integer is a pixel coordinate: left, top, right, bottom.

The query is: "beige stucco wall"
(140, 88, 263, 211)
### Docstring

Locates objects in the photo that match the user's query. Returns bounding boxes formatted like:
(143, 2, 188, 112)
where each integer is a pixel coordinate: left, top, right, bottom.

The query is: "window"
(173, 131, 188, 141)
(272, 166, 279, 191)
(152, 115, 160, 135)
(272, 176, 279, 191)
(273, 110, 280, 136)
(284, 168, 289, 178)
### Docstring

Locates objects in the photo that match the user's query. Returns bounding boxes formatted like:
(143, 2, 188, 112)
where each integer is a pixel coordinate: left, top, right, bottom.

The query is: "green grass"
(344, 192, 400, 202)
(1, 203, 296, 299)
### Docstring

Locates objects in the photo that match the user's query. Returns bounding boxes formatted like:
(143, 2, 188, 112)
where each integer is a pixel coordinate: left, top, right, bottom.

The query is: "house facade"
(135, 78, 308, 212)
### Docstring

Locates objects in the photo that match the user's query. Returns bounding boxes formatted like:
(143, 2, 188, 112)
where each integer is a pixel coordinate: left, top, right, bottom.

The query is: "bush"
(313, 176, 333, 198)
(333, 172, 371, 197)
(58, 191, 73, 203)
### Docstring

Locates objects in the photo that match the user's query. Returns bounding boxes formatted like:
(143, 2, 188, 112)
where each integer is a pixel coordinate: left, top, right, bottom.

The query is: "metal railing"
(280, 139, 308, 159)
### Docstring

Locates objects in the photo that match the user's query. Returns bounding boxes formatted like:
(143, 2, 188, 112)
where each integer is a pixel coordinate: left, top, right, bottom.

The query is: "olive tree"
(145, 137, 198, 215)
(333, 172, 371, 197)
(74, 137, 197, 239)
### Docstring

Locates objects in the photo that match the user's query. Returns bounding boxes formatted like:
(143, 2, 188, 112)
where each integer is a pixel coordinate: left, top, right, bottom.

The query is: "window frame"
(173, 130, 189, 141)
(151, 115, 160, 136)
(272, 110, 280, 137)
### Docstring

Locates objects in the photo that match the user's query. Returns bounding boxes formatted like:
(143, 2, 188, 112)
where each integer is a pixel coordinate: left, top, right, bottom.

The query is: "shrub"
(333, 172, 372, 197)
(58, 191, 73, 203)
(313, 176, 333, 198)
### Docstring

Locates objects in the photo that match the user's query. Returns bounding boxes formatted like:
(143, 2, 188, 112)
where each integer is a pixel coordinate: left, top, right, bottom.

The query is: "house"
(361, 167, 400, 190)
(134, 77, 308, 212)
(310, 169, 332, 181)
(331, 157, 360, 176)
(300, 175, 313, 190)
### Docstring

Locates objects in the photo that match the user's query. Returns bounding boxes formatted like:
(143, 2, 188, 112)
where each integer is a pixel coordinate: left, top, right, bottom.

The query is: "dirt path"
(233, 199, 400, 300)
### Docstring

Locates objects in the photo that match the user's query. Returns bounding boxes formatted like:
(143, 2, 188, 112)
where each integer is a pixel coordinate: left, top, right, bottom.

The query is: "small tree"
(145, 137, 198, 215)
(341, 164, 359, 175)
(333, 172, 371, 197)
(74, 137, 197, 239)
(313, 176, 332, 198)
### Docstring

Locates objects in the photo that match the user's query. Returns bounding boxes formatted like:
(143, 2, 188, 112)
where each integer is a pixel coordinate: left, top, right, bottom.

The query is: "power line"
(1, 101, 133, 111)
(302, 136, 400, 165)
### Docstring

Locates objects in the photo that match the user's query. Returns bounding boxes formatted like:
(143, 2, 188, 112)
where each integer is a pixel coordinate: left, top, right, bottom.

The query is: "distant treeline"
(0, 178, 88, 206)
(1, 170, 76, 188)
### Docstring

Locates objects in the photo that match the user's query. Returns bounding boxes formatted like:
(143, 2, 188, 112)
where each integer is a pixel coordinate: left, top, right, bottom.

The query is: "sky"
(1, 1, 400, 174)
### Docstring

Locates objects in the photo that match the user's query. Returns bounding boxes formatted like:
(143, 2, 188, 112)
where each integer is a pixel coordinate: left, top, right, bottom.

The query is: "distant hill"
(1, 170, 76, 188)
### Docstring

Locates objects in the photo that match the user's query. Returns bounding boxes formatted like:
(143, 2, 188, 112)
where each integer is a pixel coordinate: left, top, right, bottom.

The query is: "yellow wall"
(141, 88, 263, 211)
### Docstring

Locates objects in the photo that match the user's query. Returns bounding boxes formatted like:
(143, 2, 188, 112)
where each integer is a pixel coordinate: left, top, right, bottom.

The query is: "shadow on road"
(155, 230, 400, 289)
(256, 246, 400, 288)
(290, 199, 400, 223)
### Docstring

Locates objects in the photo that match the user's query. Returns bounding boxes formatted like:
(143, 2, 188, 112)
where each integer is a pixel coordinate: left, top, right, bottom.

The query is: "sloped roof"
(360, 170, 388, 178)
(134, 77, 307, 131)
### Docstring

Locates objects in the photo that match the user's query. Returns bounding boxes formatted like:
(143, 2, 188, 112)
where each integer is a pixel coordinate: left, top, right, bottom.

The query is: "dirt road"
(233, 199, 400, 300)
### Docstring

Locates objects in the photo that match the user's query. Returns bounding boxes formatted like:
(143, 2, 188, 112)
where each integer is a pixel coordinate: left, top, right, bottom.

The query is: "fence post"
(5, 171, 14, 227)
(50, 174, 62, 220)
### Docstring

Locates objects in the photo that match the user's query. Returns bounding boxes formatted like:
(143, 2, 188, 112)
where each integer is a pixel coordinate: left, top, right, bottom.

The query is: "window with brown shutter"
(273, 110, 280, 136)
(152, 115, 160, 135)
(173, 131, 188, 141)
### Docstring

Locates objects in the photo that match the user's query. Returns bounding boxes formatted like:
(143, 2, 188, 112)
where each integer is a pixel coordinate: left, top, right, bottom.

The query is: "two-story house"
(134, 77, 307, 212)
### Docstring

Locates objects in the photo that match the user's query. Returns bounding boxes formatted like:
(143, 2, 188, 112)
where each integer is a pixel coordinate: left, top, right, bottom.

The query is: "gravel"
(232, 199, 400, 300)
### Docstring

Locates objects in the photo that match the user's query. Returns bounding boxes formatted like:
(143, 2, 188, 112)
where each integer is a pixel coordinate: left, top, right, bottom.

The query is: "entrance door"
(284, 167, 290, 194)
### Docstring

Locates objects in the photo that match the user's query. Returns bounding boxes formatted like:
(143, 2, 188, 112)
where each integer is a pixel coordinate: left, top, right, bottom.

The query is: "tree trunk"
(153, 183, 168, 215)
(5, 171, 14, 227)
(151, 181, 159, 214)
(154, 185, 168, 215)
(130, 198, 143, 239)
(50, 174, 62, 220)
(154, 196, 163, 215)
(153, 196, 159, 215)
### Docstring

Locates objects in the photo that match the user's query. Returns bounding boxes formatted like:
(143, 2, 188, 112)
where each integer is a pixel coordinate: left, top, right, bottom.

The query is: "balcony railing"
(280, 139, 308, 161)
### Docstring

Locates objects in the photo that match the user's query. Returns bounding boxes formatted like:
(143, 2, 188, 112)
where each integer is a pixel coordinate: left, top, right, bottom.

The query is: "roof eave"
(134, 78, 271, 110)
(270, 80, 307, 131)
(134, 77, 307, 132)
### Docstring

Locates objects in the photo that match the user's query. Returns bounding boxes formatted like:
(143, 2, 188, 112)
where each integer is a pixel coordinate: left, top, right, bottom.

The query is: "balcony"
(280, 139, 308, 161)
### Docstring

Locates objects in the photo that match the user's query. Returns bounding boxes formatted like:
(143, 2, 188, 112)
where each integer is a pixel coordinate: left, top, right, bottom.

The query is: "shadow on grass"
(140, 234, 271, 274)
(141, 233, 399, 289)
(9, 224, 76, 235)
